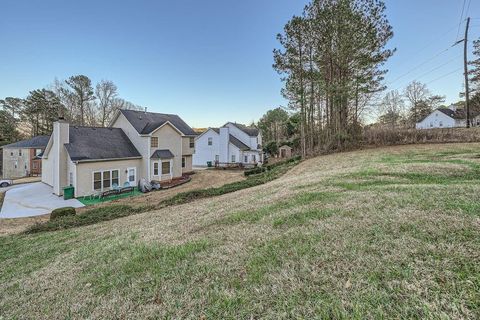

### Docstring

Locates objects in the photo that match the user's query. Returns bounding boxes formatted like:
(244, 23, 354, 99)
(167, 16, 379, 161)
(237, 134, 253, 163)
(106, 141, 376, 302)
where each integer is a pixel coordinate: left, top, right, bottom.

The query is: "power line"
(426, 68, 463, 85)
(456, 0, 467, 41)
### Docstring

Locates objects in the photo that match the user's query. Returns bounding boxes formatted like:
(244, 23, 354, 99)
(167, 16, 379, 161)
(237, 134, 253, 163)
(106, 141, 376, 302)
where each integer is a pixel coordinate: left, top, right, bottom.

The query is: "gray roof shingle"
(225, 122, 259, 137)
(120, 109, 196, 136)
(150, 149, 174, 159)
(209, 128, 250, 151)
(2, 135, 50, 149)
(65, 126, 141, 162)
(438, 108, 480, 120)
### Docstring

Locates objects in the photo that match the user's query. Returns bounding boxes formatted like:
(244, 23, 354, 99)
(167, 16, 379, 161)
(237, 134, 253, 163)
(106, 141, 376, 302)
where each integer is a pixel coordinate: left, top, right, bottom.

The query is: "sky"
(1, 0, 479, 127)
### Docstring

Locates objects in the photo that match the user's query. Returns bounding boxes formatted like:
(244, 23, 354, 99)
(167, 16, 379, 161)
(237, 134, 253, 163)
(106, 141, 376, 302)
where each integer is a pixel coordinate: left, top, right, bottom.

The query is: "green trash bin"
(63, 186, 75, 200)
(207, 161, 212, 167)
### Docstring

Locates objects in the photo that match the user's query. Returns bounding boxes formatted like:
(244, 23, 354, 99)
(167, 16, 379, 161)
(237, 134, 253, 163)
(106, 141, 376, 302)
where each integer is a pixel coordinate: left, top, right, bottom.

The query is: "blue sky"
(1, 0, 479, 127)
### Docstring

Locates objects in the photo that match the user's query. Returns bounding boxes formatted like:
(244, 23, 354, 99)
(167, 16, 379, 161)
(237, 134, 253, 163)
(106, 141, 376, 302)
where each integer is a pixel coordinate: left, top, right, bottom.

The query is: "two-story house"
(193, 122, 263, 167)
(41, 109, 196, 198)
(1, 135, 50, 178)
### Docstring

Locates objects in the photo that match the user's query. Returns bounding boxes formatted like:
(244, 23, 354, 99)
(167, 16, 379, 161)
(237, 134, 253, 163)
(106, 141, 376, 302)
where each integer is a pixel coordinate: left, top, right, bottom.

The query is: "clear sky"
(1, 0, 479, 127)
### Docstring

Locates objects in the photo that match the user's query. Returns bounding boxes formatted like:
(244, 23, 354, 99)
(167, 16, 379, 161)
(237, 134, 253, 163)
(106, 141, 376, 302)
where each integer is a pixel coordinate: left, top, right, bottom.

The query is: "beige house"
(1, 136, 50, 179)
(42, 110, 196, 198)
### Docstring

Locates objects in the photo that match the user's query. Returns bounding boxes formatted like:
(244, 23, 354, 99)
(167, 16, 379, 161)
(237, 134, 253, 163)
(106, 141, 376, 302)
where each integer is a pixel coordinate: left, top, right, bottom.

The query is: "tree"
(64, 75, 95, 126)
(23, 89, 64, 136)
(0, 110, 19, 146)
(378, 90, 405, 129)
(404, 81, 429, 125)
(96, 80, 118, 127)
(274, 0, 394, 154)
(0, 97, 24, 121)
(470, 38, 480, 91)
(258, 108, 290, 143)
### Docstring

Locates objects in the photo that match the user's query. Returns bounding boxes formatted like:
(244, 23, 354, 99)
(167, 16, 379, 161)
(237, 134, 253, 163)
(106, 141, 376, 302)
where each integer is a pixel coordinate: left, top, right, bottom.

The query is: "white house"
(416, 105, 480, 129)
(193, 122, 263, 167)
(41, 109, 196, 198)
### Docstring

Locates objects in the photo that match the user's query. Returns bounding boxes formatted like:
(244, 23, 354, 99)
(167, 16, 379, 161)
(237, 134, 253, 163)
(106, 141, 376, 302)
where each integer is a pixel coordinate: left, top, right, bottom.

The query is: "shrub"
(244, 167, 266, 176)
(50, 207, 76, 220)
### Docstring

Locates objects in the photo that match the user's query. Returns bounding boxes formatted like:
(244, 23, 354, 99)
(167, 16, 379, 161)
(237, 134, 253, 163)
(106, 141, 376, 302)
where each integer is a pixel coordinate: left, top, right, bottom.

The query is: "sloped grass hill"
(1, 143, 479, 319)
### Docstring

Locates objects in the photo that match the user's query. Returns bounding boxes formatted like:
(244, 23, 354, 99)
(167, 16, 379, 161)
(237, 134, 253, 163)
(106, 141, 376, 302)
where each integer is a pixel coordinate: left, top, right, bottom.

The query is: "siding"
(2, 148, 31, 178)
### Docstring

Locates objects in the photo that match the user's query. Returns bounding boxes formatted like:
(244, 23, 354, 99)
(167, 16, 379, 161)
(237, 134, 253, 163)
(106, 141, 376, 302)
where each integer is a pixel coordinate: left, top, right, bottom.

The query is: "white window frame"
(252, 155, 256, 163)
(161, 160, 172, 175)
(153, 162, 159, 176)
(244, 155, 248, 163)
(151, 136, 159, 148)
(231, 155, 236, 163)
(92, 169, 120, 192)
(208, 137, 213, 146)
(18, 149, 22, 156)
(215, 155, 219, 162)
(127, 167, 137, 185)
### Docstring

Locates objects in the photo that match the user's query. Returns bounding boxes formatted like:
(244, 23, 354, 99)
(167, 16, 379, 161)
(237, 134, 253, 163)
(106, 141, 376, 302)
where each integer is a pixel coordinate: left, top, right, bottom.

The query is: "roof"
(1, 135, 50, 149)
(229, 135, 250, 151)
(279, 145, 292, 150)
(150, 149, 174, 159)
(210, 128, 251, 151)
(225, 122, 259, 137)
(120, 109, 196, 136)
(437, 108, 480, 120)
(65, 126, 142, 162)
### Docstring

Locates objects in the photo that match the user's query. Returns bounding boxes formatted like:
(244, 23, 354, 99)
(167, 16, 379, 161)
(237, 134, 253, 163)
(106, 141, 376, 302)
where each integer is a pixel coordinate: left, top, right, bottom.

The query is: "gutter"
(73, 156, 143, 164)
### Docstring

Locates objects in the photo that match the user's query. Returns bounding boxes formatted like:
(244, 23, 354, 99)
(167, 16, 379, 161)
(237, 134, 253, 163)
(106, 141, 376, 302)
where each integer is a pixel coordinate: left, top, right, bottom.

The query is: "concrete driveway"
(0, 182, 84, 218)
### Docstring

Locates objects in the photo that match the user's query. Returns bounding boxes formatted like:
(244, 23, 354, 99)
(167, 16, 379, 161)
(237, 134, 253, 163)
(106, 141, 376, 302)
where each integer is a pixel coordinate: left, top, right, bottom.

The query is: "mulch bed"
(160, 175, 192, 189)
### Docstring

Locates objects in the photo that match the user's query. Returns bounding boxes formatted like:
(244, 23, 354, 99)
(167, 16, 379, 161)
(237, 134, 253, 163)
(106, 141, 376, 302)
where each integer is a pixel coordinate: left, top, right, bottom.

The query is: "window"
(430, 122, 433, 128)
(151, 137, 158, 148)
(439, 121, 443, 127)
(252, 155, 256, 163)
(10, 152, 13, 156)
(231, 155, 236, 163)
(189, 137, 195, 148)
(208, 137, 213, 146)
(103, 171, 111, 188)
(182, 157, 186, 168)
(162, 161, 170, 174)
(153, 162, 159, 176)
(94, 172, 102, 191)
(244, 155, 248, 163)
(14, 161, 17, 169)
(35, 149, 42, 156)
(69, 172, 73, 186)
(18, 149, 22, 156)
(33, 162, 38, 169)
(93, 170, 119, 191)
(128, 168, 136, 183)
(215, 155, 219, 162)
(112, 170, 119, 187)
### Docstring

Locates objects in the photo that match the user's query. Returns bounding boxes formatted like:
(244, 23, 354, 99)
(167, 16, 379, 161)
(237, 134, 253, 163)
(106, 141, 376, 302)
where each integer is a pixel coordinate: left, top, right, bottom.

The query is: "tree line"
(264, 0, 480, 156)
(0, 75, 142, 146)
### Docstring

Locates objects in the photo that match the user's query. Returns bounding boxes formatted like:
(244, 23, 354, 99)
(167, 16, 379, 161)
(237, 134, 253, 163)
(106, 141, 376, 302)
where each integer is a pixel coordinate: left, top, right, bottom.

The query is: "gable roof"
(120, 109, 196, 136)
(225, 122, 259, 137)
(210, 128, 250, 151)
(437, 108, 480, 120)
(65, 126, 141, 162)
(1, 135, 50, 149)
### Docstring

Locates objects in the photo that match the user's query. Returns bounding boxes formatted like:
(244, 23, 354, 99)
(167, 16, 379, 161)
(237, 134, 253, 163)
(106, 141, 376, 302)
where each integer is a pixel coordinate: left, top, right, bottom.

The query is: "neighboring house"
(278, 145, 293, 159)
(42, 109, 196, 197)
(193, 122, 263, 167)
(416, 105, 480, 129)
(1, 135, 50, 178)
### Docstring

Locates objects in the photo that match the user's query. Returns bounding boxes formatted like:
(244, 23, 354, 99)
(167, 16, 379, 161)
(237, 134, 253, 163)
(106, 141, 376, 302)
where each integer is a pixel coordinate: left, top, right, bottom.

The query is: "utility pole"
(464, 17, 471, 128)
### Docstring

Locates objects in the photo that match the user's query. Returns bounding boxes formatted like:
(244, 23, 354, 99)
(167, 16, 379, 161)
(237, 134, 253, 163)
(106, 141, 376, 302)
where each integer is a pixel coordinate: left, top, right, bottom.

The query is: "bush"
(50, 207, 76, 220)
(244, 167, 266, 176)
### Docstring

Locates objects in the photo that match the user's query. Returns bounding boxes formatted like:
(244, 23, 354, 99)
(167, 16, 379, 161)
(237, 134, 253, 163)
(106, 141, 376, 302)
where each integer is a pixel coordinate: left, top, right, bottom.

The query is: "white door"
(127, 167, 136, 186)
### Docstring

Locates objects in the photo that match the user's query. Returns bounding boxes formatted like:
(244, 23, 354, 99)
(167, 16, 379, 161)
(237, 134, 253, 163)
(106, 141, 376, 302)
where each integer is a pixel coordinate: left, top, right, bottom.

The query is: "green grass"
(2, 144, 480, 319)
(77, 188, 144, 206)
(25, 159, 301, 234)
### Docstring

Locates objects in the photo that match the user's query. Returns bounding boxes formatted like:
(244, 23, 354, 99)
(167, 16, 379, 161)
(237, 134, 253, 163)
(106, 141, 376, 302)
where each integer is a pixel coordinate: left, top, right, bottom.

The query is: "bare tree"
(96, 80, 118, 127)
(404, 81, 430, 125)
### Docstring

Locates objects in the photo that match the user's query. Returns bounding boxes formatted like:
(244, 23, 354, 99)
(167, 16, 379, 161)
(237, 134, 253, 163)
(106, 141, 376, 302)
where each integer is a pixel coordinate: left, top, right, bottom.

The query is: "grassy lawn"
(1, 143, 479, 319)
(77, 188, 144, 206)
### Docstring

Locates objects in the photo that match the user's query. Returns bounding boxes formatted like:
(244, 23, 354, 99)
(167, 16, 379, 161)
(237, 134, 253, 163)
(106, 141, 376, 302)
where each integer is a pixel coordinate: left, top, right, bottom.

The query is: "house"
(193, 122, 263, 167)
(42, 109, 196, 197)
(1, 135, 50, 178)
(278, 145, 293, 159)
(416, 105, 480, 129)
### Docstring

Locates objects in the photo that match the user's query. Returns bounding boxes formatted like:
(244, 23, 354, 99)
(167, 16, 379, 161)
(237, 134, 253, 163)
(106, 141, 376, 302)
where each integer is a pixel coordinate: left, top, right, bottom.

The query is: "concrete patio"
(0, 182, 84, 218)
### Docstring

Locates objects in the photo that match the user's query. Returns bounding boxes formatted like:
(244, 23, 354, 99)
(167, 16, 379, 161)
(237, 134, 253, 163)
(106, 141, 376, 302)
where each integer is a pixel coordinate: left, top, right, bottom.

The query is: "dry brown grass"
(1, 143, 479, 319)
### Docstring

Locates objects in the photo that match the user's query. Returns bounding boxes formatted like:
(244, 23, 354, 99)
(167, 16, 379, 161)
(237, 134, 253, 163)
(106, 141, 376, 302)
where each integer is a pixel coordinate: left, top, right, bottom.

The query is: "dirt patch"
(0, 214, 49, 236)
(12, 177, 41, 184)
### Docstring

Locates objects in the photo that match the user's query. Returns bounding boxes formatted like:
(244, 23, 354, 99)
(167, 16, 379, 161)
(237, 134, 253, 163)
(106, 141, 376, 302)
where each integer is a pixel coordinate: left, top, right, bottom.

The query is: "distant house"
(416, 105, 480, 129)
(1, 135, 50, 178)
(193, 122, 263, 167)
(42, 109, 196, 197)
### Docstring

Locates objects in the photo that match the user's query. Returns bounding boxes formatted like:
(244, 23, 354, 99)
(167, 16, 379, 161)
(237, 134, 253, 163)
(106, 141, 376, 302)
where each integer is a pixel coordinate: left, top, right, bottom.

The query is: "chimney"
(144, 107, 147, 114)
(449, 104, 457, 112)
(219, 127, 229, 163)
(52, 119, 70, 195)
